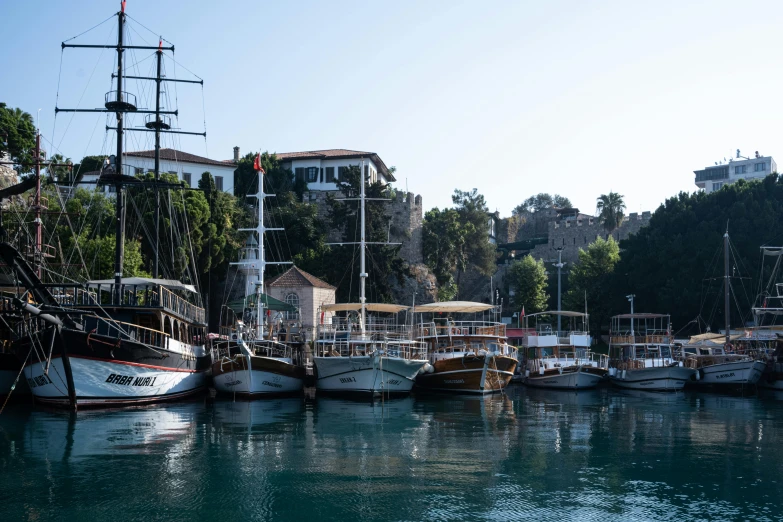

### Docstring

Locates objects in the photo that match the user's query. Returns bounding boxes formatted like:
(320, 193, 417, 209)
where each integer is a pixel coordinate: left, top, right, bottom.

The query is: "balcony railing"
(415, 321, 506, 339)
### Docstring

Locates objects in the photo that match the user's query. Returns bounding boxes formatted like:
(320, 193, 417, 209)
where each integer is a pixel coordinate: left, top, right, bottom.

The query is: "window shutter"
(320, 167, 324, 183)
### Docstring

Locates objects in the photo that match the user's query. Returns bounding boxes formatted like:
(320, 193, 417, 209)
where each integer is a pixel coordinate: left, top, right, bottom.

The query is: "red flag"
(520, 306, 525, 318)
(121, 1, 126, 13)
(253, 153, 265, 174)
(320, 311, 325, 325)
(158, 39, 162, 52)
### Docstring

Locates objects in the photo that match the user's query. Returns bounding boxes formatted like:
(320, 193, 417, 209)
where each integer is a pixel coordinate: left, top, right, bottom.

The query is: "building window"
(712, 182, 724, 191)
(338, 166, 347, 182)
(734, 165, 747, 174)
(183, 172, 191, 186)
(320, 168, 324, 183)
(169, 171, 177, 176)
(107, 185, 117, 193)
(215, 176, 223, 191)
(325, 167, 335, 183)
(755, 162, 766, 172)
(295, 167, 305, 183)
(307, 167, 318, 183)
(135, 167, 143, 175)
(284, 293, 299, 321)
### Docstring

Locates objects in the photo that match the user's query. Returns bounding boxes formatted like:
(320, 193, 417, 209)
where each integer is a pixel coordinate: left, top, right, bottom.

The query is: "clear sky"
(2, 0, 781, 217)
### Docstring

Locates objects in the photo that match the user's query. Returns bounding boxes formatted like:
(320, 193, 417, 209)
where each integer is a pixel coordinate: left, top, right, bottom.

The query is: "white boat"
(413, 301, 518, 394)
(519, 311, 607, 390)
(681, 334, 765, 386)
(312, 161, 426, 396)
(314, 303, 427, 395)
(211, 164, 305, 398)
(608, 313, 695, 391)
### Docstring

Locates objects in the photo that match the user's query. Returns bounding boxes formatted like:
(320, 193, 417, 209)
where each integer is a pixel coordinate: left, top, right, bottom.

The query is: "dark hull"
(416, 355, 517, 394)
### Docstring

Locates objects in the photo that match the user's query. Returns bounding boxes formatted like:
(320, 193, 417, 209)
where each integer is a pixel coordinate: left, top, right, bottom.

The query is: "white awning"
(525, 310, 587, 318)
(320, 303, 409, 313)
(87, 277, 197, 294)
(762, 247, 783, 256)
(414, 301, 493, 313)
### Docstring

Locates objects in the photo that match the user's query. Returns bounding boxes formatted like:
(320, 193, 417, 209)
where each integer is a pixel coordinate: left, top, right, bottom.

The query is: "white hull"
(609, 366, 695, 391)
(315, 355, 426, 395)
(525, 369, 604, 390)
(212, 362, 303, 396)
(691, 360, 765, 386)
(24, 356, 207, 406)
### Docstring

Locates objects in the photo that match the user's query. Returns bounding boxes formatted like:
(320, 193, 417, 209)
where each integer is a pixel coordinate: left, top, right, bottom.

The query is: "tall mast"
(360, 159, 366, 336)
(33, 133, 42, 278)
(724, 227, 730, 345)
(153, 39, 162, 278)
(113, 5, 126, 304)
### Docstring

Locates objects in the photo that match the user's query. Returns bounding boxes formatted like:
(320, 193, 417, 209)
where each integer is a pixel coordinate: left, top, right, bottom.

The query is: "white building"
(79, 148, 236, 195)
(275, 149, 396, 191)
(694, 152, 777, 194)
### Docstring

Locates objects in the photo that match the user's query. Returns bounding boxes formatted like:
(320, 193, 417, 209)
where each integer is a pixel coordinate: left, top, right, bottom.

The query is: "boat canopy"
(762, 246, 783, 256)
(414, 301, 493, 313)
(87, 277, 197, 294)
(321, 303, 409, 313)
(525, 310, 587, 318)
(687, 332, 743, 344)
(613, 313, 669, 319)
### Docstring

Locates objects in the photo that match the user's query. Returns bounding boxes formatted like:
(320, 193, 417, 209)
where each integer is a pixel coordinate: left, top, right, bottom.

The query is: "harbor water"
(1, 386, 781, 521)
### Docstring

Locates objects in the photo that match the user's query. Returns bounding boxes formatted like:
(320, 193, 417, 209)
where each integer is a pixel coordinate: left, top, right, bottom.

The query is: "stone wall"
(528, 211, 651, 264)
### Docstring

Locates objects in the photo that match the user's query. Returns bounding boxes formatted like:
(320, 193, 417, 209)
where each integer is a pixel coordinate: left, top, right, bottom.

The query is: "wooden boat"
(414, 301, 518, 394)
(2, 3, 211, 409)
(211, 165, 306, 397)
(520, 311, 607, 389)
(608, 313, 695, 391)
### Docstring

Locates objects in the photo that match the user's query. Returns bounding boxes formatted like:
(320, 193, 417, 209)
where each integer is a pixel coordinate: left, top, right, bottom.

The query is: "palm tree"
(596, 192, 626, 232)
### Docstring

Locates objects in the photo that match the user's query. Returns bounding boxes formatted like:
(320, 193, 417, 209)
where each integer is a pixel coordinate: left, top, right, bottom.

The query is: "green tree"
(46, 154, 73, 183)
(422, 207, 464, 300)
(451, 188, 496, 280)
(72, 155, 106, 182)
(507, 254, 549, 313)
(513, 193, 572, 215)
(596, 192, 626, 231)
(564, 236, 620, 335)
(0, 103, 35, 171)
(233, 151, 306, 201)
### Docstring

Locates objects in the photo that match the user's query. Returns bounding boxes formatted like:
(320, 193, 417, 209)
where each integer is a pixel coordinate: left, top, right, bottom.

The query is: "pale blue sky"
(2, 0, 781, 217)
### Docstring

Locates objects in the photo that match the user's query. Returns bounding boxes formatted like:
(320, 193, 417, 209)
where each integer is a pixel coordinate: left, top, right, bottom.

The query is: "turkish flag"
(253, 153, 265, 174)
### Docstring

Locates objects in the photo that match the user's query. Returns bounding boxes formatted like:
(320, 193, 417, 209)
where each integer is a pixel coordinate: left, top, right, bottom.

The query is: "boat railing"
(315, 339, 427, 359)
(610, 334, 672, 345)
(415, 321, 506, 338)
(318, 320, 412, 339)
(89, 316, 169, 350)
(56, 283, 205, 324)
(611, 358, 675, 370)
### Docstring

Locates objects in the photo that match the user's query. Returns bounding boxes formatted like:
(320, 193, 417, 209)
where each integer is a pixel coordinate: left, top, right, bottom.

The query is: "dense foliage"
(596, 192, 626, 231)
(507, 254, 549, 314)
(564, 236, 620, 336)
(0, 103, 35, 171)
(513, 193, 572, 215)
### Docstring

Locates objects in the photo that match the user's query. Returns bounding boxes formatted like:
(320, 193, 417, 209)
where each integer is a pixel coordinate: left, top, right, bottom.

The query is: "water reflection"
(0, 388, 781, 521)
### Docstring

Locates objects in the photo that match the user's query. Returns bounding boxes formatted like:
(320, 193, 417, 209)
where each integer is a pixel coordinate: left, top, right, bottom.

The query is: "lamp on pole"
(626, 294, 635, 337)
(554, 248, 565, 334)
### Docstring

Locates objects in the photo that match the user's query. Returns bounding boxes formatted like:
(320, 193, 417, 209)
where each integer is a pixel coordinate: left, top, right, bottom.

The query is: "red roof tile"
(124, 148, 232, 168)
(265, 266, 336, 290)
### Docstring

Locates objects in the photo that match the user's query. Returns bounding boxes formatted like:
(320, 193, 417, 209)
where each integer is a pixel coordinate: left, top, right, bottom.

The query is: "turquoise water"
(1, 386, 781, 521)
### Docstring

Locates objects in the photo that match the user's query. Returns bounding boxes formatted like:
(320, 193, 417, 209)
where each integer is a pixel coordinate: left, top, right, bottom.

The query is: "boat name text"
(105, 374, 158, 386)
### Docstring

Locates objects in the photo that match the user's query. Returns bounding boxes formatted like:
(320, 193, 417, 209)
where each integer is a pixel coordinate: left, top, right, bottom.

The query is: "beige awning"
(414, 301, 493, 313)
(687, 332, 743, 344)
(320, 303, 409, 313)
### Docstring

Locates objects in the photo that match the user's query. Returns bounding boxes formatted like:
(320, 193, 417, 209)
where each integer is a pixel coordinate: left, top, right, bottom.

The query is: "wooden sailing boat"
(2, 2, 210, 409)
(211, 160, 306, 397)
(413, 301, 518, 394)
(312, 161, 428, 396)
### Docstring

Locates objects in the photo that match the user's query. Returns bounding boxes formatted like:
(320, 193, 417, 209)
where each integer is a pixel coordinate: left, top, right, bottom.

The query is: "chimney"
(233, 146, 240, 163)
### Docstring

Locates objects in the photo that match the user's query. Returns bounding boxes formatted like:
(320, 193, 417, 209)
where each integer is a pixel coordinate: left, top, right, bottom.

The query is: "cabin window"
(284, 293, 299, 321)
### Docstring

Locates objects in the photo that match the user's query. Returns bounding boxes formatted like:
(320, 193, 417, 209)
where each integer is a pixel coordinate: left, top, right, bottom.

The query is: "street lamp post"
(554, 248, 565, 334)
(626, 294, 635, 338)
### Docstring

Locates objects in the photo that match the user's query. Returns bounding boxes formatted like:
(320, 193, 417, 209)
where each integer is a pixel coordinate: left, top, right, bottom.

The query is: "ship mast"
(724, 227, 730, 345)
(232, 162, 290, 337)
(360, 159, 366, 336)
(113, 5, 127, 303)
